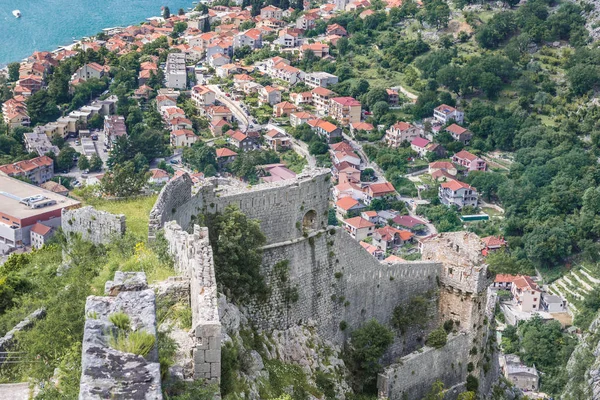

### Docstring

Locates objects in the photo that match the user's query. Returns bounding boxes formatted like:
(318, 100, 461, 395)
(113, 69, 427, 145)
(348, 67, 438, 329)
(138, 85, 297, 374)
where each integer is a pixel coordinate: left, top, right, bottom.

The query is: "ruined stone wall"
(378, 333, 471, 400)
(79, 272, 161, 400)
(149, 174, 194, 240)
(247, 227, 440, 347)
(0, 309, 45, 367)
(62, 206, 126, 244)
(163, 221, 221, 383)
(149, 169, 330, 245)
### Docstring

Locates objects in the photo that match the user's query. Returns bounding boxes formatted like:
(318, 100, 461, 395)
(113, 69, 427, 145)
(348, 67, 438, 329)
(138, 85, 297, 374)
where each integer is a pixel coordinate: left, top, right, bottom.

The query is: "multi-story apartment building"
(433, 104, 464, 124)
(452, 150, 487, 172)
(304, 72, 339, 88)
(329, 97, 361, 125)
(165, 53, 187, 89)
(191, 85, 216, 108)
(104, 115, 127, 148)
(0, 155, 54, 184)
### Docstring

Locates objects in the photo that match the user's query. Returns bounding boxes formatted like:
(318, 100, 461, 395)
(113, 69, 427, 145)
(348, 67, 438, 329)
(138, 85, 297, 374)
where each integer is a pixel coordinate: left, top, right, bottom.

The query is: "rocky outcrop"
(219, 295, 351, 399)
(79, 272, 162, 400)
(563, 312, 600, 399)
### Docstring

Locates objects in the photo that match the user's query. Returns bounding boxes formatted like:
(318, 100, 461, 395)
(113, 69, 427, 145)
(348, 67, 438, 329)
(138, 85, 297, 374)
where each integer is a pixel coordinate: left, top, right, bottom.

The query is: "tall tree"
(7, 63, 20, 82)
(100, 160, 149, 197)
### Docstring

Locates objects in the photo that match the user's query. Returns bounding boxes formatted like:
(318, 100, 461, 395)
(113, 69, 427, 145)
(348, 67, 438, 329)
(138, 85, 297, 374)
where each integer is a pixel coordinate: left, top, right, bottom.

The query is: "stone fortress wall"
(62, 206, 126, 245)
(149, 169, 330, 245)
(150, 170, 493, 399)
(378, 333, 471, 400)
(163, 221, 221, 383)
(253, 227, 441, 348)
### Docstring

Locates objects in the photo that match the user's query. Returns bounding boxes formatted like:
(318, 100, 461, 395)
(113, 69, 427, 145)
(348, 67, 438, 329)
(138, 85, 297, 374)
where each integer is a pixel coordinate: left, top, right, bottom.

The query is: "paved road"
(207, 84, 252, 132)
(341, 133, 386, 181)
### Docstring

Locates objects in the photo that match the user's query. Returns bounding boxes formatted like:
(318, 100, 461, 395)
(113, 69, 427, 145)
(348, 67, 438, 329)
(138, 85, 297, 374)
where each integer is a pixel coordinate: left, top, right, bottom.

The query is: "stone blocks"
(163, 222, 221, 383)
(79, 272, 162, 400)
(62, 206, 125, 245)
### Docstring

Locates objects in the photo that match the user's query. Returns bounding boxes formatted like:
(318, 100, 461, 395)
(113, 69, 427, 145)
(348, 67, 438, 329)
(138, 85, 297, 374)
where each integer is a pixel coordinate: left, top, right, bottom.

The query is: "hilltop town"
(1, 0, 600, 399)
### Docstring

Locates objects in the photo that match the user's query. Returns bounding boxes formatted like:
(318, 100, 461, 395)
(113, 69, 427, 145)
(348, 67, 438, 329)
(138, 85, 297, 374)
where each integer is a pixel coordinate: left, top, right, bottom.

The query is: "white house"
(191, 85, 216, 108)
(439, 179, 478, 208)
(433, 104, 464, 124)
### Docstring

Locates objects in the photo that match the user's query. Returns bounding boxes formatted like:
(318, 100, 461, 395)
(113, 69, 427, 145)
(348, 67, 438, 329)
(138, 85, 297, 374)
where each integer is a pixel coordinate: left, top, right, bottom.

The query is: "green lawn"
(481, 207, 503, 218)
(84, 195, 158, 239)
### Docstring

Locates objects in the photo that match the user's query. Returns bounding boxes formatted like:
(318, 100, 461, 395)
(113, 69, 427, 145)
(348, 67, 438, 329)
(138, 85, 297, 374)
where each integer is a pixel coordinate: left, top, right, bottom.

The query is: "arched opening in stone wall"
(302, 210, 318, 230)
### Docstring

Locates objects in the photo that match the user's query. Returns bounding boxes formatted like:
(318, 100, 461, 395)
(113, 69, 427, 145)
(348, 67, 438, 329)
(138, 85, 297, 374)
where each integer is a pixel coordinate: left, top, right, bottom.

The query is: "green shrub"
(426, 328, 447, 349)
(109, 312, 131, 331)
(109, 330, 156, 357)
(392, 296, 430, 333)
(443, 319, 454, 333)
(466, 374, 479, 392)
(339, 321, 348, 331)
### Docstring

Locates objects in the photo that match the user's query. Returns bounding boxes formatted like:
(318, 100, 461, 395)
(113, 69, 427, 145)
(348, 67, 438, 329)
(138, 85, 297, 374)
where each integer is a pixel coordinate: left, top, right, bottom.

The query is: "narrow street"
(342, 132, 386, 181)
(207, 84, 251, 132)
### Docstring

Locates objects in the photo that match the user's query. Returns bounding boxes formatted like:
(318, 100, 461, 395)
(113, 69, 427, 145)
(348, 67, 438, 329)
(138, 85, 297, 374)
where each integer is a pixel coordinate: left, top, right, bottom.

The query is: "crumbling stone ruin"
(379, 232, 494, 399)
(79, 272, 162, 400)
(164, 222, 221, 383)
(62, 206, 126, 245)
(0, 308, 45, 368)
(149, 169, 498, 399)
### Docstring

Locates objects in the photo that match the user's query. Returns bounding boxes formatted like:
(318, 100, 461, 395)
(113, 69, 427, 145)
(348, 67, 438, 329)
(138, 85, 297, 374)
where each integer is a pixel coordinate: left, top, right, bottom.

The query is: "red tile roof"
(31, 222, 53, 236)
(440, 179, 473, 191)
(446, 123, 467, 135)
(216, 148, 238, 158)
(368, 182, 396, 196)
(411, 137, 430, 148)
(344, 216, 375, 229)
(392, 215, 425, 228)
(336, 197, 360, 211)
(454, 150, 479, 161)
(331, 96, 361, 107)
(391, 121, 414, 131)
(429, 161, 455, 170)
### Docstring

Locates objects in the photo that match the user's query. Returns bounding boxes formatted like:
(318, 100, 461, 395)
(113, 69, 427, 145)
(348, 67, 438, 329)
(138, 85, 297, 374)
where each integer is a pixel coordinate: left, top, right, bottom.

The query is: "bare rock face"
(220, 297, 351, 399)
(563, 312, 600, 399)
(79, 272, 162, 400)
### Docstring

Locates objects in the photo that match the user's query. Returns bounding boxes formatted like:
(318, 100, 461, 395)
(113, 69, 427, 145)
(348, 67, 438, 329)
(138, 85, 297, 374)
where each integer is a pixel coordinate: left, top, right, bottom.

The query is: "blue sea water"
(0, 0, 193, 66)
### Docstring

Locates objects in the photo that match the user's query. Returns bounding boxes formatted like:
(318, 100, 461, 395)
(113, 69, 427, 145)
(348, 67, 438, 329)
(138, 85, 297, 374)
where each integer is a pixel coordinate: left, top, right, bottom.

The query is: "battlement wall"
(378, 333, 471, 400)
(149, 169, 330, 245)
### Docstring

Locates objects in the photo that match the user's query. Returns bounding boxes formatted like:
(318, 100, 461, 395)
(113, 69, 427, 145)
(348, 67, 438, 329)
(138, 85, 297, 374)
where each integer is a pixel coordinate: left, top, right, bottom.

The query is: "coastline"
(0, 2, 196, 69)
